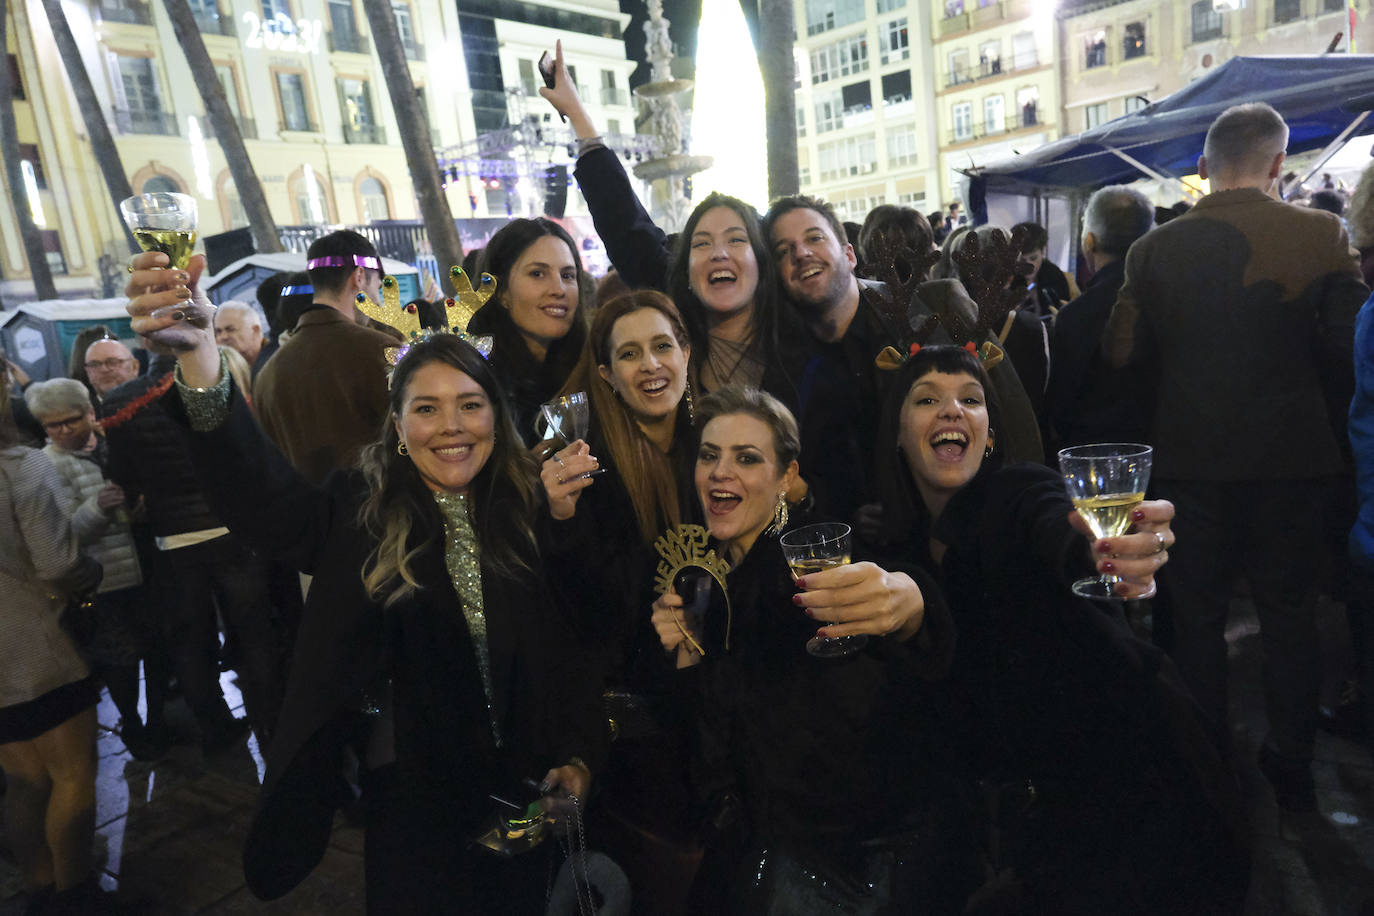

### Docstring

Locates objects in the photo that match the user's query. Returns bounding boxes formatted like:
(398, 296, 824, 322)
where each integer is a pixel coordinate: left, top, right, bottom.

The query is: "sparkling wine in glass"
(780, 522, 866, 657)
(121, 193, 198, 269)
(120, 193, 209, 349)
(1058, 443, 1153, 599)
(534, 391, 589, 445)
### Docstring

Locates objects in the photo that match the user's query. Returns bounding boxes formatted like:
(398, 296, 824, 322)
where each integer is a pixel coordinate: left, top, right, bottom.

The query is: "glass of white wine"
(1058, 443, 1153, 599)
(120, 192, 198, 270)
(779, 522, 866, 657)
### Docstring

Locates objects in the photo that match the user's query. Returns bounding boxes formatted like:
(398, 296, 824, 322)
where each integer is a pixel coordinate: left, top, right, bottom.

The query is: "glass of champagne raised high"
(1058, 443, 1153, 599)
(120, 192, 207, 348)
(780, 522, 866, 657)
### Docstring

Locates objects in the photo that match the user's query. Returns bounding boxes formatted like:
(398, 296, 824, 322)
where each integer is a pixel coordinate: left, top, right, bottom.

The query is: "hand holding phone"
(538, 51, 568, 123)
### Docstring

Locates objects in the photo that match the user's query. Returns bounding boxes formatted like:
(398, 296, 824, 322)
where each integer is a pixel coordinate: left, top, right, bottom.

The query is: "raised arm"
(540, 40, 672, 290)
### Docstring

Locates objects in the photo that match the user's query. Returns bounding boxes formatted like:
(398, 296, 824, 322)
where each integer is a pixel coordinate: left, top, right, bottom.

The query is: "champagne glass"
(780, 522, 866, 657)
(1058, 443, 1153, 599)
(120, 193, 198, 269)
(120, 193, 208, 348)
(534, 391, 589, 445)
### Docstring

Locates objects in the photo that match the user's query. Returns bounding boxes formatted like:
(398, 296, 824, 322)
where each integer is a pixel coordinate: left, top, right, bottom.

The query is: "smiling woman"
(468, 218, 589, 445)
(120, 250, 606, 912)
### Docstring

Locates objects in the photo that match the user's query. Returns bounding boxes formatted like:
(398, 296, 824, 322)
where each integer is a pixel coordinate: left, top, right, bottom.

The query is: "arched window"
(359, 176, 389, 222)
(142, 174, 182, 194)
(289, 168, 332, 224)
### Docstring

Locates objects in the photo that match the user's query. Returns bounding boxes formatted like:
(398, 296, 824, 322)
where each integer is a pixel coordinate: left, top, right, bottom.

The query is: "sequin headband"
(306, 255, 380, 270)
(279, 284, 313, 297)
(354, 266, 497, 380)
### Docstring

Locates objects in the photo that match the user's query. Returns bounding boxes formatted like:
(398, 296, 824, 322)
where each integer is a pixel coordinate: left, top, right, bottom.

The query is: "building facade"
(931, 0, 1061, 209)
(1058, 0, 1371, 140)
(1, 0, 637, 300)
(792, 0, 943, 226)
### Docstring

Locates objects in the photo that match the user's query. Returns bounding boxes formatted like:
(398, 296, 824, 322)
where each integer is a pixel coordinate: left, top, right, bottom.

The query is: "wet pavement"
(1, 594, 1373, 915)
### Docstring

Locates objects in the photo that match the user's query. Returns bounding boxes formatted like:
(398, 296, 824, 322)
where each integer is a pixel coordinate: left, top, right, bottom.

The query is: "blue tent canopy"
(969, 55, 1374, 205)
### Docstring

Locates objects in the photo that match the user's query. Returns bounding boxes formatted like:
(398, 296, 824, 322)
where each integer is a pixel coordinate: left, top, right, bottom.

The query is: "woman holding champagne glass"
(648, 386, 976, 912)
(871, 344, 1247, 913)
(123, 251, 604, 913)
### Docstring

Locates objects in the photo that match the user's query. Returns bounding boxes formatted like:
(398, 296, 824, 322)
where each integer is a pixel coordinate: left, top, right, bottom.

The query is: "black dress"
(917, 463, 1249, 914)
(167, 387, 604, 913)
(688, 517, 979, 914)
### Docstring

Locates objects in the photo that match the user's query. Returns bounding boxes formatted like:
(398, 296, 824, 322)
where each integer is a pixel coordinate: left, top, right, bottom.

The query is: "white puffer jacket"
(43, 444, 142, 593)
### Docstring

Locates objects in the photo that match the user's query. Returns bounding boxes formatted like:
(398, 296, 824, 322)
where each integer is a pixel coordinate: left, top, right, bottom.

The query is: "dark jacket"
(1046, 258, 1150, 448)
(1105, 187, 1367, 481)
(467, 299, 586, 448)
(917, 463, 1249, 913)
(253, 306, 394, 484)
(166, 388, 604, 900)
(689, 519, 973, 912)
(99, 360, 221, 538)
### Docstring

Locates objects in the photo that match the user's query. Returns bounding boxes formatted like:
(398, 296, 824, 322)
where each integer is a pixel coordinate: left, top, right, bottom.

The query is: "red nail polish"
(1101, 561, 1115, 573)
(792, 593, 805, 606)
(1131, 509, 1146, 521)
(794, 577, 807, 590)
(1097, 542, 1112, 554)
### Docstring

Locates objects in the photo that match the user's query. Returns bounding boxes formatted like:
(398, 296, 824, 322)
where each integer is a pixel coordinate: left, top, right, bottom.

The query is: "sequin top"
(433, 489, 501, 747)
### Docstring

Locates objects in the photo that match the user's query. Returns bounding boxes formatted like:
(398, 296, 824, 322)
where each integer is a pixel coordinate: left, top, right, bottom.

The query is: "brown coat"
(253, 307, 393, 484)
(1104, 187, 1367, 481)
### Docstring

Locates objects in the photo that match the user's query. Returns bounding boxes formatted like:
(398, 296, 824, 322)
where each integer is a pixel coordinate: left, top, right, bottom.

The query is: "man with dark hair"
(1047, 185, 1154, 447)
(1309, 189, 1346, 218)
(763, 194, 1042, 532)
(1011, 221, 1074, 316)
(1104, 102, 1369, 811)
(253, 230, 394, 483)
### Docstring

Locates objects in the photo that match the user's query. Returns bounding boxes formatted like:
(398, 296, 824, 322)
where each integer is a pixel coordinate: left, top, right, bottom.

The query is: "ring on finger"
(555, 472, 565, 484)
(1151, 531, 1166, 555)
(553, 454, 565, 466)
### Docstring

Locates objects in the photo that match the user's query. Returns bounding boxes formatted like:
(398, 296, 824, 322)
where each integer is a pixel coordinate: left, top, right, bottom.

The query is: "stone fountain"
(632, 0, 713, 231)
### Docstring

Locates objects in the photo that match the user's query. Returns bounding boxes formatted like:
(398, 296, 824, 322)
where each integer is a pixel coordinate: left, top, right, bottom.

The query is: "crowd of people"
(1, 45, 1371, 915)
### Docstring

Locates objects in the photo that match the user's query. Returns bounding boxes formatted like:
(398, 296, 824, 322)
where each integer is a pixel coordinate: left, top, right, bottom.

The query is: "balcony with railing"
(939, 0, 1035, 36)
(600, 86, 630, 107)
(97, 0, 153, 26)
(944, 111, 1038, 146)
(202, 116, 258, 140)
(195, 10, 235, 36)
(114, 107, 178, 136)
(343, 123, 387, 144)
(942, 52, 1039, 90)
(328, 29, 370, 54)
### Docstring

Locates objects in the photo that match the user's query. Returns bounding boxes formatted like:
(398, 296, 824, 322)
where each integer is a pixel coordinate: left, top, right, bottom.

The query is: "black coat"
(167, 389, 604, 900)
(689, 520, 976, 911)
(921, 463, 1248, 913)
(1046, 258, 1150, 448)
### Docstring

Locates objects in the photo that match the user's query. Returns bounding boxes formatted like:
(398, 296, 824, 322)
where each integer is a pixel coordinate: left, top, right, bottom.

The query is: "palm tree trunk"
(756, 0, 798, 200)
(162, 0, 283, 252)
(0, 6, 57, 300)
(362, 0, 463, 291)
(38, 0, 138, 253)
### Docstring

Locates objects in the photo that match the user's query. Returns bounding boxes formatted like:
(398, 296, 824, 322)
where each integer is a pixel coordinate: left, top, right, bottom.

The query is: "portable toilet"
(0, 299, 136, 383)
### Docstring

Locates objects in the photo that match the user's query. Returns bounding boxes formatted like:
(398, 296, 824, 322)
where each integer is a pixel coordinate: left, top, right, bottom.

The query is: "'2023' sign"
(242, 11, 322, 55)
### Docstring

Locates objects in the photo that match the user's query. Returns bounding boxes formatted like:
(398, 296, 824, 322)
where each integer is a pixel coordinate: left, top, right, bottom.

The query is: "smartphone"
(537, 51, 567, 122)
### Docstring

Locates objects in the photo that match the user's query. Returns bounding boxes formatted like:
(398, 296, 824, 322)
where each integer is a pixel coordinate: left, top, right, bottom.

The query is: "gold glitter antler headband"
(652, 524, 733, 655)
(355, 267, 497, 373)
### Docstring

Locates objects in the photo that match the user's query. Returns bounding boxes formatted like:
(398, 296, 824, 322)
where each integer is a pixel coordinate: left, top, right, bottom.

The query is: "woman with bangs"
(468, 217, 589, 446)
(538, 41, 813, 410)
(539, 290, 704, 911)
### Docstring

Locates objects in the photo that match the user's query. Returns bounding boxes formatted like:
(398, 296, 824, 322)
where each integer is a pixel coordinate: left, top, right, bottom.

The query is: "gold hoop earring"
(766, 491, 789, 536)
(397, 441, 409, 456)
(984, 427, 995, 460)
(685, 379, 696, 423)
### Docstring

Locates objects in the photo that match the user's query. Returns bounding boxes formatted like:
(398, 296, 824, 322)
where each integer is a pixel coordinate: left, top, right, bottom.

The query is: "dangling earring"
(984, 427, 995, 460)
(685, 379, 696, 423)
(767, 491, 789, 536)
(397, 441, 409, 456)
